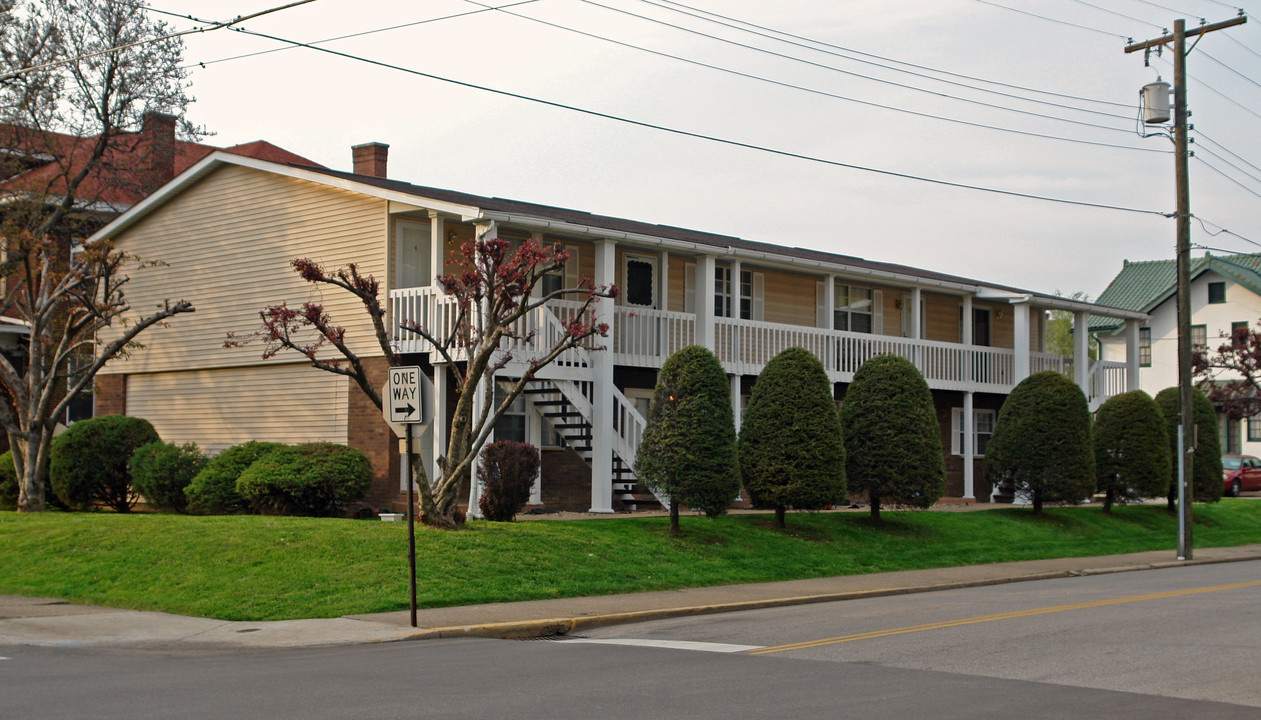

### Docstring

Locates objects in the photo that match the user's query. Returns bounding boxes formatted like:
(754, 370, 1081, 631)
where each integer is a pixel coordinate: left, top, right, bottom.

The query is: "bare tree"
(230, 234, 614, 529)
(0, 232, 192, 510)
(0, 0, 201, 510)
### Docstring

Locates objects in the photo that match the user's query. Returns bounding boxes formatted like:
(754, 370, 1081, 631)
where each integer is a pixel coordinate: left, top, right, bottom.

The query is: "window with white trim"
(712, 266, 762, 320)
(835, 284, 873, 333)
(951, 408, 995, 457)
(493, 385, 527, 444)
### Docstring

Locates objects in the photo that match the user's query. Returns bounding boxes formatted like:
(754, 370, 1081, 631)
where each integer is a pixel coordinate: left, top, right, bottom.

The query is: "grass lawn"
(1, 501, 1259, 622)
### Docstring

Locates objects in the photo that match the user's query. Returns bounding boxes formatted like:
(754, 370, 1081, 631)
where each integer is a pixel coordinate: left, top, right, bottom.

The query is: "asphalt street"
(3, 560, 1257, 719)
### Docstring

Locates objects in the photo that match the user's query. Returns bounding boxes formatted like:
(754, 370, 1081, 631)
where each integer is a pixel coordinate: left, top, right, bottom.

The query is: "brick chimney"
(352, 142, 389, 178)
(140, 111, 176, 194)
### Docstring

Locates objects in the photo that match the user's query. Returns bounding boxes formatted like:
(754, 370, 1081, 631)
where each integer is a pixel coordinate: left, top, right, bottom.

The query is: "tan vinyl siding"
(668, 257, 688, 313)
(762, 268, 817, 327)
(983, 302, 1014, 349)
(923, 293, 961, 343)
(125, 364, 348, 454)
(101, 165, 388, 374)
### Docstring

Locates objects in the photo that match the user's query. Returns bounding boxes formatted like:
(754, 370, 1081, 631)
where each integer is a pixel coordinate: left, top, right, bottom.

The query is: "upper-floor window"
(1208, 281, 1226, 304)
(1139, 327, 1152, 367)
(715, 267, 753, 319)
(1192, 324, 1207, 350)
(835, 284, 873, 334)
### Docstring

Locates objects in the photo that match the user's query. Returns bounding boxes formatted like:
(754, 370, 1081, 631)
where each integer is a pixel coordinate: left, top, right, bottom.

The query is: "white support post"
(696, 255, 717, 351)
(428, 211, 445, 284)
(1125, 319, 1141, 392)
(658, 250, 670, 358)
(528, 396, 543, 505)
(1073, 311, 1090, 397)
(824, 275, 836, 370)
(729, 259, 742, 363)
(431, 367, 448, 485)
(912, 287, 924, 340)
(590, 239, 616, 513)
(466, 373, 487, 518)
(731, 373, 743, 502)
(963, 391, 975, 501)
(1013, 300, 1031, 384)
(961, 294, 972, 345)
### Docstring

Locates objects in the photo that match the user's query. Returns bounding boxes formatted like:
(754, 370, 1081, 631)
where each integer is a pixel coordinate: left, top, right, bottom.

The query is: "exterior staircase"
(518, 378, 665, 511)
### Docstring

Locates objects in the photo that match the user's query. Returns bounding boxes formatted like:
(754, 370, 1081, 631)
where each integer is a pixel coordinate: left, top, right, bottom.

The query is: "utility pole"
(1125, 14, 1246, 560)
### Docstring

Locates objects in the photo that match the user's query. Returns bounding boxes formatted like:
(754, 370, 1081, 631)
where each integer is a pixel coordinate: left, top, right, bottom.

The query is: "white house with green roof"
(1094, 252, 1261, 454)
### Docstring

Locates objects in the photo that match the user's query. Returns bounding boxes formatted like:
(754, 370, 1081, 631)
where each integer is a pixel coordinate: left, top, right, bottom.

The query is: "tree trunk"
(774, 505, 786, 529)
(668, 499, 680, 536)
(1103, 489, 1114, 514)
(1032, 490, 1044, 515)
(870, 494, 881, 521)
(14, 435, 45, 513)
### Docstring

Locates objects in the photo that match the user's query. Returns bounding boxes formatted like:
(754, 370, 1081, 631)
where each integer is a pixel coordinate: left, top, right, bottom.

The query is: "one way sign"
(384, 366, 430, 429)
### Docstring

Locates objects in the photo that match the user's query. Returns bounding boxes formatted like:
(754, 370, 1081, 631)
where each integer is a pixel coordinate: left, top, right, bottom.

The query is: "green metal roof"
(1092, 252, 1261, 333)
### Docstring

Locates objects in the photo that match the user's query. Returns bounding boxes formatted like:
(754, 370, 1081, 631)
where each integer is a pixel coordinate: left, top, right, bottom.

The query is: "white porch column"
(466, 372, 487, 518)
(431, 366, 448, 485)
(1073, 311, 1090, 397)
(1125, 319, 1141, 392)
(658, 250, 670, 355)
(823, 275, 836, 370)
(527, 395, 543, 505)
(963, 391, 975, 500)
(729, 259, 742, 363)
(961, 295, 972, 345)
(696, 254, 717, 351)
(590, 239, 616, 513)
(730, 374, 742, 431)
(1013, 300, 1031, 384)
(428, 210, 445, 283)
(912, 287, 924, 340)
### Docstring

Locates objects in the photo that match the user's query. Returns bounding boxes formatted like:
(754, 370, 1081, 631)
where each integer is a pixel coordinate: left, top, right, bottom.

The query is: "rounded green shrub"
(840, 354, 945, 519)
(236, 442, 372, 517)
(130, 441, 207, 513)
(0, 450, 17, 511)
(635, 345, 740, 533)
(985, 371, 1094, 513)
(739, 347, 846, 529)
(1094, 390, 1170, 512)
(50, 415, 159, 512)
(185, 441, 285, 515)
(477, 440, 541, 522)
(1154, 387, 1223, 505)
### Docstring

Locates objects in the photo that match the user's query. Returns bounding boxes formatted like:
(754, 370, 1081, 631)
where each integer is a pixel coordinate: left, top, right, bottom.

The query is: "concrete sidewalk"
(4, 544, 1260, 651)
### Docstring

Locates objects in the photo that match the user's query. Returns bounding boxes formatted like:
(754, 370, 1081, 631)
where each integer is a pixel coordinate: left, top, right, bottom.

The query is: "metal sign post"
(383, 366, 431, 628)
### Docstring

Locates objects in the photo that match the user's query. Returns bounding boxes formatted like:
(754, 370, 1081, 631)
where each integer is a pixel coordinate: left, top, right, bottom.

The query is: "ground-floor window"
(1247, 415, 1261, 443)
(951, 408, 995, 456)
(493, 385, 527, 443)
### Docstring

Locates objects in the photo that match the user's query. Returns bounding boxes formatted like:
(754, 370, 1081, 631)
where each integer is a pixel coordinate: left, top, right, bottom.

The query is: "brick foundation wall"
(346, 357, 401, 510)
(541, 447, 592, 511)
(94, 374, 127, 416)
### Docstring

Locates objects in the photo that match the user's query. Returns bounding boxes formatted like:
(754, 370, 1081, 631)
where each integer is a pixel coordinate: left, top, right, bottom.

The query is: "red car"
(1222, 455, 1261, 497)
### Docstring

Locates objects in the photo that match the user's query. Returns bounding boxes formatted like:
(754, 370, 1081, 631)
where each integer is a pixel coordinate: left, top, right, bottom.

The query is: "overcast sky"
(150, 0, 1261, 302)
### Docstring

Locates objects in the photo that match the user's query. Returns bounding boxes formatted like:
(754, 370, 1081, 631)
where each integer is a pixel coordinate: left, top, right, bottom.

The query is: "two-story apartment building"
(91, 144, 1148, 513)
(1095, 252, 1261, 456)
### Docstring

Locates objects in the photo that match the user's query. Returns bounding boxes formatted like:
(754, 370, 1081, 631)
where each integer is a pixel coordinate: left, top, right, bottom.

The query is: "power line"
(577, 0, 1141, 136)
(971, 0, 1131, 39)
(1200, 49, 1261, 90)
(1128, 0, 1204, 18)
(1197, 130, 1261, 175)
(1196, 155, 1261, 200)
(1223, 30, 1261, 62)
(470, 0, 1165, 154)
(1063, 0, 1166, 30)
(2, 0, 316, 81)
(648, 0, 1134, 112)
(164, 1, 542, 70)
(1154, 56, 1261, 121)
(1193, 216, 1261, 248)
(168, 9, 1173, 219)
(1196, 143, 1261, 185)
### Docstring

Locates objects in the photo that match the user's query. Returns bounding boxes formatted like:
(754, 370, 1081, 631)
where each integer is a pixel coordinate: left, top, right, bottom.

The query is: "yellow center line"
(749, 579, 1261, 655)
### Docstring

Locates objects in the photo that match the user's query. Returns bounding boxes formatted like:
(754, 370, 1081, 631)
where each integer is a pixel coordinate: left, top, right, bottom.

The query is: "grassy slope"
(1, 501, 1259, 621)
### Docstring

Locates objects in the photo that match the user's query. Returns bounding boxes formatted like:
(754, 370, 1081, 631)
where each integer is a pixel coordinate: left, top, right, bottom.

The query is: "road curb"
(372, 551, 1261, 643)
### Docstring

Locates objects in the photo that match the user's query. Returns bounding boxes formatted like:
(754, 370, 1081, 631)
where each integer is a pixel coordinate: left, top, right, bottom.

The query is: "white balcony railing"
(390, 288, 1114, 397)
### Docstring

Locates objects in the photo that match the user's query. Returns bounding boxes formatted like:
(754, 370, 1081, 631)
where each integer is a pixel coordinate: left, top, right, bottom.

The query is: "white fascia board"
(478, 210, 1147, 321)
(88, 152, 481, 243)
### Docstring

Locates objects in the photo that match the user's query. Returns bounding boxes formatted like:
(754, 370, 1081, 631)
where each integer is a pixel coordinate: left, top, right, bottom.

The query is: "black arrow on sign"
(395, 403, 416, 418)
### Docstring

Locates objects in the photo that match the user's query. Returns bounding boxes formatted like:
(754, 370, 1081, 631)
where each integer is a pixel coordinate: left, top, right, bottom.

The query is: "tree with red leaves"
(1193, 324, 1261, 420)
(0, 231, 192, 511)
(229, 233, 613, 528)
